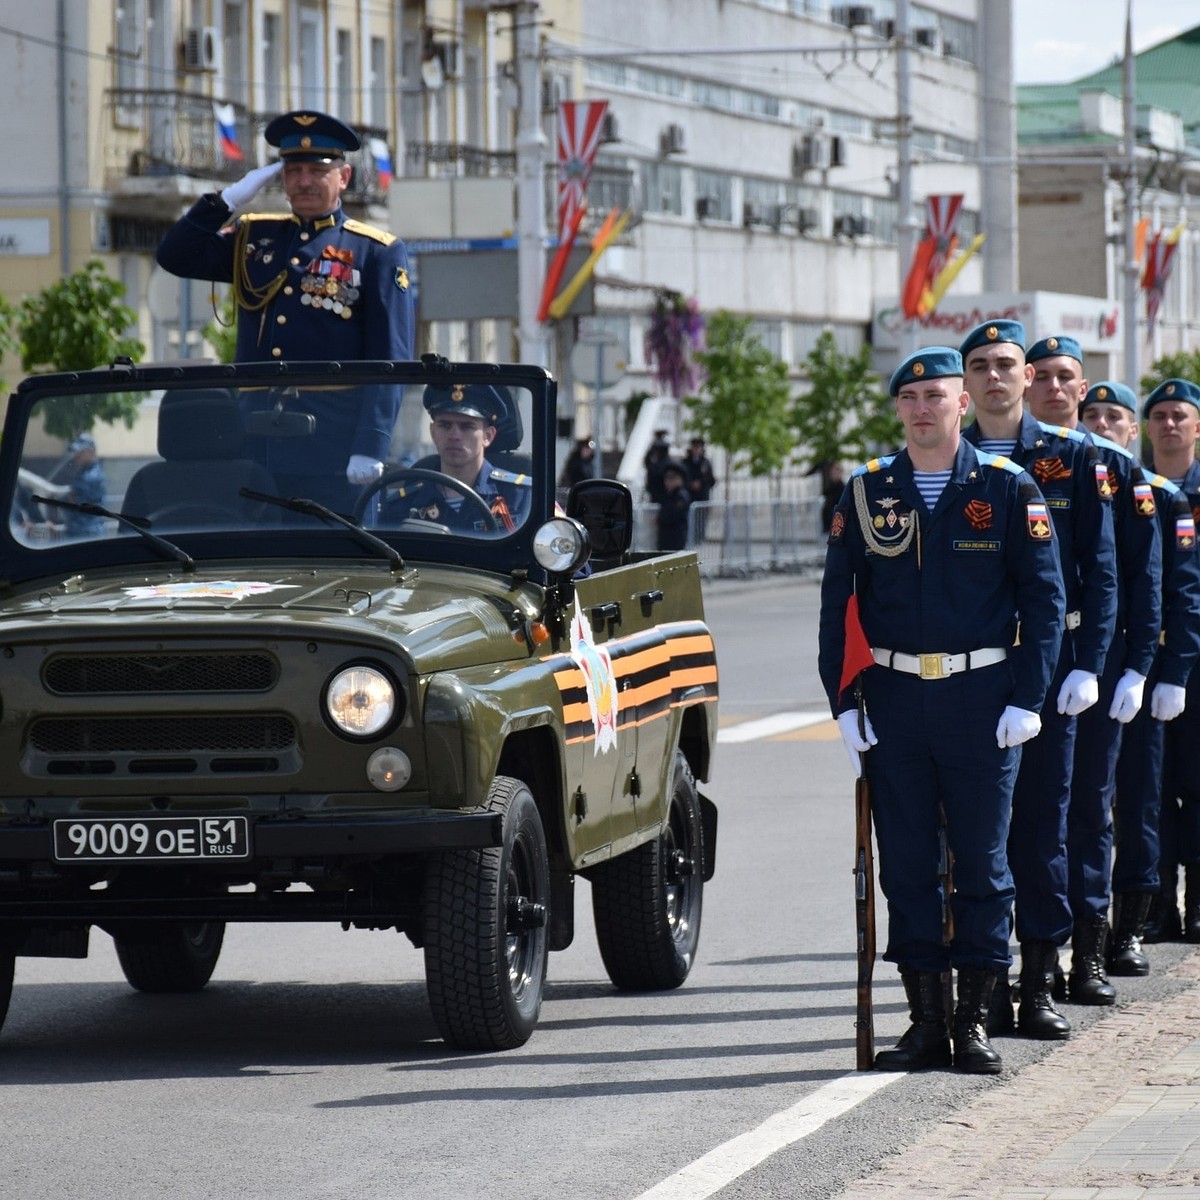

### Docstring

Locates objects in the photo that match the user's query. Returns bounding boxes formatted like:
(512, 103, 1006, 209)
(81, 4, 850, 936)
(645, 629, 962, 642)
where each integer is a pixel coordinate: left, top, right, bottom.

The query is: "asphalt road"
(5, 575, 1190, 1199)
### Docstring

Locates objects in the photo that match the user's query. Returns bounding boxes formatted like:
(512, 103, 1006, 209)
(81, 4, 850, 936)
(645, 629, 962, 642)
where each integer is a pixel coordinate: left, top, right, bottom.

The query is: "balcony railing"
(103, 89, 392, 209)
(405, 141, 517, 178)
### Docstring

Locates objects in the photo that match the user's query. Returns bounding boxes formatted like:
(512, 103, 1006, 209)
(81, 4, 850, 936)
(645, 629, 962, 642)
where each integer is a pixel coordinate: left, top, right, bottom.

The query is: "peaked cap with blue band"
(1080, 380, 1137, 414)
(1144, 377, 1200, 418)
(1026, 334, 1082, 365)
(959, 318, 1026, 358)
(264, 110, 361, 162)
(423, 383, 511, 425)
(888, 347, 963, 397)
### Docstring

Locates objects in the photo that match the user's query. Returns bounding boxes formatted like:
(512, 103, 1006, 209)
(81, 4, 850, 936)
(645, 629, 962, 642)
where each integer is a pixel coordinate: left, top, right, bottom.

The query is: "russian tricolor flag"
(369, 137, 393, 190)
(213, 102, 244, 161)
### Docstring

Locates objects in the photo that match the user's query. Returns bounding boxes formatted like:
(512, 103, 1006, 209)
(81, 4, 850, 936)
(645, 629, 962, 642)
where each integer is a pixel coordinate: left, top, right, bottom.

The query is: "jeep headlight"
(533, 516, 590, 575)
(325, 665, 397, 737)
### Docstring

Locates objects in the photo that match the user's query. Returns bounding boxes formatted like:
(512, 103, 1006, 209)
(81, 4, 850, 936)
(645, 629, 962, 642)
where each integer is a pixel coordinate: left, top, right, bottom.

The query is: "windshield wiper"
(239, 488, 405, 570)
(32, 496, 196, 571)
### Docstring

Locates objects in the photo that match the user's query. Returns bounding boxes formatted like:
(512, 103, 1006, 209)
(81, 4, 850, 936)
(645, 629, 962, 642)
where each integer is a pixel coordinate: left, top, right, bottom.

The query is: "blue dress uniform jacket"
(963, 412, 1118, 946)
(1068, 434, 1163, 920)
(1114, 467, 1200, 895)
(385, 459, 532, 533)
(818, 442, 1065, 974)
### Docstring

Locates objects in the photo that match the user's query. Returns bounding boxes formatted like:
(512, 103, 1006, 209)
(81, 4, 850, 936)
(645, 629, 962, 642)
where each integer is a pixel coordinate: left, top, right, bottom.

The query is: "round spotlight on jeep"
(533, 516, 589, 575)
(325, 665, 396, 737)
(367, 747, 411, 792)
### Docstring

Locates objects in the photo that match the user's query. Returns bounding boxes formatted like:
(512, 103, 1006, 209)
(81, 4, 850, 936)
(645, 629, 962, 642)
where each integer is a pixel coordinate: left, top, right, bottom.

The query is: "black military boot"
(1067, 915, 1117, 1005)
(1144, 874, 1182, 943)
(1107, 893, 1152, 976)
(873, 970, 952, 1071)
(1016, 941, 1072, 1038)
(1185, 867, 1200, 944)
(953, 966, 1002, 1075)
(985, 969, 1014, 1036)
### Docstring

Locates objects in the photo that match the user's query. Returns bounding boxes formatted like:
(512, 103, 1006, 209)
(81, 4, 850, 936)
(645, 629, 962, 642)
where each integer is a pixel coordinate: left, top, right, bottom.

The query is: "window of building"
(298, 3, 325, 111)
(333, 29, 353, 121)
(641, 160, 683, 216)
(694, 170, 734, 222)
(223, 1, 248, 106)
(261, 12, 283, 115)
(749, 320, 784, 358)
(369, 36, 387, 128)
(114, 0, 145, 125)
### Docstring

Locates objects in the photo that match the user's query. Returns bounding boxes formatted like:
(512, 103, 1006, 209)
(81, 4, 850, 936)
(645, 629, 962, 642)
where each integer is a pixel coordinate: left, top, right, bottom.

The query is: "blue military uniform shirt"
(386, 459, 532, 533)
(818, 440, 1066, 716)
(1143, 461, 1200, 687)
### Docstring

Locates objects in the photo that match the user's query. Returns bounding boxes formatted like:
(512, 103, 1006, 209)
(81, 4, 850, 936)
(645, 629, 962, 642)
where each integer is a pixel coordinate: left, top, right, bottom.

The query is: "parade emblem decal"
(1178, 514, 1196, 551)
(1133, 482, 1157, 517)
(121, 581, 300, 600)
(1032, 457, 1071, 484)
(829, 509, 845, 542)
(568, 595, 619, 755)
(1026, 501, 1052, 540)
(963, 499, 993, 531)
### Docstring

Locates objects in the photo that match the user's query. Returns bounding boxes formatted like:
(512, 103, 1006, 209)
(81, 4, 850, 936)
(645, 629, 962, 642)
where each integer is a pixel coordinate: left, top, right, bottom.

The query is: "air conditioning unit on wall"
(182, 26, 221, 72)
(661, 123, 687, 156)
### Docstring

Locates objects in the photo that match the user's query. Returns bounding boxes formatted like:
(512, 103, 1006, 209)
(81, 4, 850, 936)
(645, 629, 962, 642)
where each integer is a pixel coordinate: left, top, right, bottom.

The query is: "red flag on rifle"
(839, 594, 874, 698)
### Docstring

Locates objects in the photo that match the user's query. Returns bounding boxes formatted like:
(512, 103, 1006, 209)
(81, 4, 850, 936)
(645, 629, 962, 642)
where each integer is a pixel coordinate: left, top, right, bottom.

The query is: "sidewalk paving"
(836, 950, 1200, 1199)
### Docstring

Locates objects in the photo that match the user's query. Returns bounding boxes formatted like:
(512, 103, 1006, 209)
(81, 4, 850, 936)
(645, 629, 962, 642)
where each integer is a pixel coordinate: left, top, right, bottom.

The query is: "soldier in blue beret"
(820, 343, 1065, 1074)
(1145, 377, 1200, 416)
(156, 109, 414, 512)
(1025, 340, 1164, 1006)
(381, 384, 531, 534)
(1080, 380, 1200, 974)
(960, 319, 1119, 1039)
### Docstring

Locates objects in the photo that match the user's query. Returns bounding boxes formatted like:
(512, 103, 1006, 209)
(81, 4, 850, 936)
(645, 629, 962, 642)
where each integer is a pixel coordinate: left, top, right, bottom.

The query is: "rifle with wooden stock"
(853, 688, 875, 1071)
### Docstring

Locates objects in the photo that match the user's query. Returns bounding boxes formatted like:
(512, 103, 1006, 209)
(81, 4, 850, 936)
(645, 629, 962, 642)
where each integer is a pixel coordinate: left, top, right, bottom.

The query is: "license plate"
(53, 816, 250, 862)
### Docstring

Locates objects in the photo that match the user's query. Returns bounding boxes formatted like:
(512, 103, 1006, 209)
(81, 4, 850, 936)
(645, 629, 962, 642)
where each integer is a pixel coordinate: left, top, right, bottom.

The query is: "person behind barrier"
(818, 345, 1065, 1076)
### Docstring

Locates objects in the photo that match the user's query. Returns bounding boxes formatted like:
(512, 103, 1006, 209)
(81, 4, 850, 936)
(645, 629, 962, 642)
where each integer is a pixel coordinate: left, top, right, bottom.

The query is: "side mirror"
(566, 479, 633, 561)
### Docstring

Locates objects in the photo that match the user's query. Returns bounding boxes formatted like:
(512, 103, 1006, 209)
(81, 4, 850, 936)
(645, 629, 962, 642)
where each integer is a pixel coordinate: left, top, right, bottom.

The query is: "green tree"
(1141, 349, 1200, 397)
(790, 331, 899, 472)
(16, 260, 145, 441)
(0, 292, 17, 392)
(685, 310, 794, 488)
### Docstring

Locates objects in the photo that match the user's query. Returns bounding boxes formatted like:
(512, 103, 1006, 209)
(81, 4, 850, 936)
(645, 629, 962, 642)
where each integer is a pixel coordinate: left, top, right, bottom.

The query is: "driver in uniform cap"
(385, 384, 532, 533)
(156, 109, 413, 513)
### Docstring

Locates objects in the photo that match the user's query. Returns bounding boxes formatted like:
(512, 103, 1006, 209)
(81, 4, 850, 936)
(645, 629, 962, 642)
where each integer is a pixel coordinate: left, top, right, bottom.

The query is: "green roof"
(1018, 23, 1200, 145)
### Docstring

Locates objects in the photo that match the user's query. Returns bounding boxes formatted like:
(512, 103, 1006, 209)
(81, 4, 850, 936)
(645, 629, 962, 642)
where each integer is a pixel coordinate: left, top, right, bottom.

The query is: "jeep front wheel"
(592, 750, 704, 990)
(112, 921, 226, 993)
(423, 777, 550, 1051)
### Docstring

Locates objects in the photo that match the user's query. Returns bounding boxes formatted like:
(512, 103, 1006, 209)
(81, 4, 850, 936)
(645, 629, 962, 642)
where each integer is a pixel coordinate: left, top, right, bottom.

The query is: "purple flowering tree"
(643, 290, 704, 398)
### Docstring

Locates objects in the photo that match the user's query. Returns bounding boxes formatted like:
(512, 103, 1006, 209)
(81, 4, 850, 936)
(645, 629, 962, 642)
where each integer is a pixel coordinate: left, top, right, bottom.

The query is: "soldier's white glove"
(1151, 682, 1187, 722)
(220, 161, 283, 211)
(1057, 669, 1100, 716)
(346, 455, 384, 486)
(1108, 669, 1146, 724)
(836, 709, 877, 777)
(996, 705, 1041, 748)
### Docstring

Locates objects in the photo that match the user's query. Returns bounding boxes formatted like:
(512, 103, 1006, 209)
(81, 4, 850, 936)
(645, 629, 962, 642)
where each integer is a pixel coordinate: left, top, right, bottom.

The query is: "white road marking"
(633, 1072, 900, 1200)
(717, 711, 830, 742)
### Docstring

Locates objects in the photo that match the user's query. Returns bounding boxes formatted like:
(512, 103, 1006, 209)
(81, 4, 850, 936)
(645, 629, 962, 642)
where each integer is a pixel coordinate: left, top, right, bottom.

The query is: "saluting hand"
(836, 709, 877, 778)
(220, 161, 284, 212)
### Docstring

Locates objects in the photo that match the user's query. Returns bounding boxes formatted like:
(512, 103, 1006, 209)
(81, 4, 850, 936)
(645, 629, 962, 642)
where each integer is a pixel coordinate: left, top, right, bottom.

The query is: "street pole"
(1122, 0, 1140, 388)
(895, 0, 917, 357)
(515, 0, 548, 367)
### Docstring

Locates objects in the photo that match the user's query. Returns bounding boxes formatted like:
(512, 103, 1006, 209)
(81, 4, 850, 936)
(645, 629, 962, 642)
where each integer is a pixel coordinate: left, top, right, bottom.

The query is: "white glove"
(1057, 668, 1100, 716)
(220, 161, 283, 211)
(1108, 669, 1146, 724)
(836, 709, 877, 777)
(346, 455, 385, 486)
(1151, 682, 1187, 722)
(996, 705, 1041, 748)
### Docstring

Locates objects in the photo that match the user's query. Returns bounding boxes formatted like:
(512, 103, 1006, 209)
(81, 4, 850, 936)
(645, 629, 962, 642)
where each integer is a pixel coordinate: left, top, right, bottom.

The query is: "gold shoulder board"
(343, 218, 397, 246)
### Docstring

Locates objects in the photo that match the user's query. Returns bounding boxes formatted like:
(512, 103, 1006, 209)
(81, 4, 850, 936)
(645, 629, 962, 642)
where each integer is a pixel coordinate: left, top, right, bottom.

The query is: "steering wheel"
(352, 467, 498, 530)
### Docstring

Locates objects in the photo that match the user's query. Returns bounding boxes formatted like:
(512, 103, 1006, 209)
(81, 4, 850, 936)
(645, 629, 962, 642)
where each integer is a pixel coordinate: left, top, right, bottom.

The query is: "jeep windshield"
(1, 360, 553, 587)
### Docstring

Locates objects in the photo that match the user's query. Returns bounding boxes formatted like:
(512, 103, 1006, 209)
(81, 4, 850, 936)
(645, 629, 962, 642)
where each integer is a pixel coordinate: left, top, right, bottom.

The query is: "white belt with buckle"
(871, 646, 1008, 680)
(1065, 610, 1081, 630)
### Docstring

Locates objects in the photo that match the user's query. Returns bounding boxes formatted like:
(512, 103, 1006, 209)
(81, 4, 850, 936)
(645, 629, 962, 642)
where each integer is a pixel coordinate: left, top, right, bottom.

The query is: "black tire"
(592, 750, 704, 991)
(0, 951, 13, 1033)
(423, 777, 550, 1051)
(112, 921, 225, 993)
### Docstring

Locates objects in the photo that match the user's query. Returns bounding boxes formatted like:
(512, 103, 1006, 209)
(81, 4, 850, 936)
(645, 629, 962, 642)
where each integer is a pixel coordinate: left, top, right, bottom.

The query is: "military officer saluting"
(156, 109, 413, 511)
(385, 384, 532, 534)
(819, 346, 1065, 1075)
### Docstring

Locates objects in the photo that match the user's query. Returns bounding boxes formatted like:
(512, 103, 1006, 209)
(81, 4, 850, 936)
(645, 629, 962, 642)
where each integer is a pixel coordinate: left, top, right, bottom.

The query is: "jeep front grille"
(43, 653, 278, 695)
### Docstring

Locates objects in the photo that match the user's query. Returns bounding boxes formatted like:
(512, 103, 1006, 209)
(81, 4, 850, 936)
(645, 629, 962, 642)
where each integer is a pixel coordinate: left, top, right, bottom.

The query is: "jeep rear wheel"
(423, 777, 550, 1051)
(592, 750, 704, 991)
(112, 921, 225, 993)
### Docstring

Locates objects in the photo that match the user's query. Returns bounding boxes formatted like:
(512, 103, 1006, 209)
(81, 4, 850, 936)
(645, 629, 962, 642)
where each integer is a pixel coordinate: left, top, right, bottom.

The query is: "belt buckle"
(919, 653, 946, 680)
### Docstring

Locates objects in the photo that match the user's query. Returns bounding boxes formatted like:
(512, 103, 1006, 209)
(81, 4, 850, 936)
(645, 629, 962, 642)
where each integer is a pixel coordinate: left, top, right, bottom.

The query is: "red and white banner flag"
(1143, 227, 1182, 339)
(924, 194, 964, 283)
(556, 100, 608, 240)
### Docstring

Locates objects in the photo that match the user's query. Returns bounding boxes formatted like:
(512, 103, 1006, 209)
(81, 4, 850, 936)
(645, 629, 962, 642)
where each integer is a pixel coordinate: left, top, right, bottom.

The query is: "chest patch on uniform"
(1032, 457, 1070, 484)
(396, 267, 409, 291)
(829, 509, 846, 542)
(963, 499, 992, 531)
(1133, 482, 1156, 517)
(1026, 500, 1052, 540)
(1178, 515, 1196, 550)
(1095, 462, 1113, 498)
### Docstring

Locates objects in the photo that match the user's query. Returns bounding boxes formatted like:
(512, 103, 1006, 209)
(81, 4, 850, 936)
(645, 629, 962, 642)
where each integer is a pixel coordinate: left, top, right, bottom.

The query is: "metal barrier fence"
(632, 496, 827, 578)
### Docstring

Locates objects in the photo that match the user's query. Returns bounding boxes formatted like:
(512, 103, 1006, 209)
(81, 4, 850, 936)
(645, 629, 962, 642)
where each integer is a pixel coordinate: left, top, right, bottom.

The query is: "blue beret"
(265, 110, 361, 161)
(1026, 335, 1082, 365)
(888, 347, 964, 397)
(1144, 378, 1200, 417)
(1080, 381, 1137, 414)
(959, 319, 1026, 358)
(423, 382, 510, 424)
